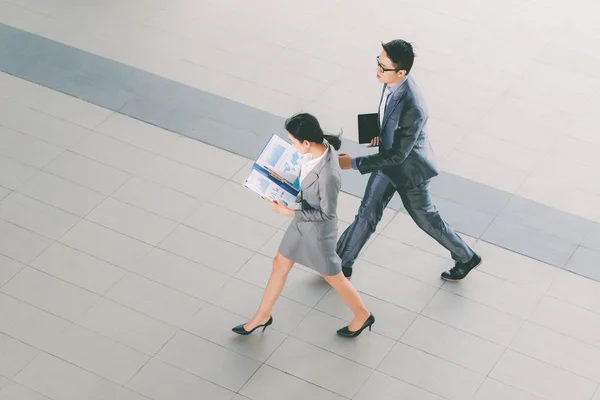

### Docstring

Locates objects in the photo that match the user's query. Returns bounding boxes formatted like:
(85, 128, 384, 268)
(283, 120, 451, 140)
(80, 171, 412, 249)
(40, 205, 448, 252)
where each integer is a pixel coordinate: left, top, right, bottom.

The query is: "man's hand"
(266, 199, 294, 217)
(338, 154, 353, 170)
(369, 137, 379, 147)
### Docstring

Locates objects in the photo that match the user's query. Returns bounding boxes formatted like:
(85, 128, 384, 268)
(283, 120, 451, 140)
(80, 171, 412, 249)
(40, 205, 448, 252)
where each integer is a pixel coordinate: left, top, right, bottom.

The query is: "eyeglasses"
(376, 56, 397, 73)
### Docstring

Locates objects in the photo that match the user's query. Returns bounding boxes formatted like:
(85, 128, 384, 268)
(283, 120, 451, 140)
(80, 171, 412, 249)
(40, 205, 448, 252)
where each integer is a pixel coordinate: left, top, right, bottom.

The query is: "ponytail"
(323, 134, 342, 151)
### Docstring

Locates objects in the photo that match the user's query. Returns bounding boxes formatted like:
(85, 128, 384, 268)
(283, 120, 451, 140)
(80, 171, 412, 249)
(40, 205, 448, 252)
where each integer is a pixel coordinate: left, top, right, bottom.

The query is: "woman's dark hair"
(382, 39, 415, 74)
(284, 113, 342, 150)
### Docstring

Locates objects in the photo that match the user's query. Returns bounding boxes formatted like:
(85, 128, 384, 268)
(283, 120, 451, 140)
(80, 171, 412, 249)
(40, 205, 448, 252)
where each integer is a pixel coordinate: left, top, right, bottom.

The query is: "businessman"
(337, 39, 481, 281)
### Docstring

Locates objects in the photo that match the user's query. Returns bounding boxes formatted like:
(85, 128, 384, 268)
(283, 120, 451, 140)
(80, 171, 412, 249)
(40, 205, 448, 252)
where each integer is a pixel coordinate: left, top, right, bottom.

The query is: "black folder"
(357, 113, 379, 144)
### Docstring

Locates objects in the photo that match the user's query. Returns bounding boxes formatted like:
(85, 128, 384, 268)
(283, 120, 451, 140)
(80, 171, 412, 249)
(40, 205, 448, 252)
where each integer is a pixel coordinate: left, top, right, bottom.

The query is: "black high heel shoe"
(232, 316, 273, 335)
(336, 314, 375, 338)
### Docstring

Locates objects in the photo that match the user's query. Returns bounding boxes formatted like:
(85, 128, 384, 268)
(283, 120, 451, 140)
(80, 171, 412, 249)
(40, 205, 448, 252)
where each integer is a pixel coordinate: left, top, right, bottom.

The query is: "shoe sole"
(440, 259, 483, 282)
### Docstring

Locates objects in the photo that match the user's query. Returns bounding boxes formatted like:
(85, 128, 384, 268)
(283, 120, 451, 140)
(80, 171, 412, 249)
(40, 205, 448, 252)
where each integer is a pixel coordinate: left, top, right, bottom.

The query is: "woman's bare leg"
(323, 272, 370, 331)
(244, 252, 294, 330)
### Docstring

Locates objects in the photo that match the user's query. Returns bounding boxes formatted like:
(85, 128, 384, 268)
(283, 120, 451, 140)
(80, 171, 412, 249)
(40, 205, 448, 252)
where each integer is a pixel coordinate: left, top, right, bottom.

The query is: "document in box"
(243, 134, 302, 207)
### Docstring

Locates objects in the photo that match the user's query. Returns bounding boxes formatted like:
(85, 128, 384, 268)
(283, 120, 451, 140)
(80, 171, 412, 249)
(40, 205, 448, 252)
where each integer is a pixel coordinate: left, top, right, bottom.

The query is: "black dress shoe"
(342, 266, 352, 278)
(232, 316, 273, 335)
(337, 314, 375, 338)
(441, 254, 482, 281)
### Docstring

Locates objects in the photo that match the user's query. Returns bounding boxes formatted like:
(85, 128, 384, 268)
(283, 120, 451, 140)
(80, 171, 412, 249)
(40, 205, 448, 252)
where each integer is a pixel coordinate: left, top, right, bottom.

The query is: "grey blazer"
(277, 145, 343, 276)
(355, 76, 440, 188)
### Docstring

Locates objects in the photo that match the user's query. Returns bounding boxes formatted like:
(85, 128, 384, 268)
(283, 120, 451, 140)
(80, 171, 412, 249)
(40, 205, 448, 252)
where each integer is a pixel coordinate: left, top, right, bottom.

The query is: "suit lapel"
(301, 146, 331, 193)
(381, 78, 409, 130)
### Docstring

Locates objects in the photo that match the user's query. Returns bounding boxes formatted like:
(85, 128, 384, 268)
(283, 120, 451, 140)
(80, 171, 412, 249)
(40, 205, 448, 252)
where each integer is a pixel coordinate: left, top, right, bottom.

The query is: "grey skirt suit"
(278, 146, 343, 276)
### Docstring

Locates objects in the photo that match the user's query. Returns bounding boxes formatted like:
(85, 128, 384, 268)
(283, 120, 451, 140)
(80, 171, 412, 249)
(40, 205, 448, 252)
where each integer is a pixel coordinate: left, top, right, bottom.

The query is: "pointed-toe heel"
(232, 316, 273, 335)
(336, 314, 375, 338)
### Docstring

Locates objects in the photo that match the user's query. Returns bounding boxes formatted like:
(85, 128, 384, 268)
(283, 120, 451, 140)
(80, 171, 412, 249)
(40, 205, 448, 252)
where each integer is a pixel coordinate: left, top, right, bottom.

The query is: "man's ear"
(397, 70, 407, 78)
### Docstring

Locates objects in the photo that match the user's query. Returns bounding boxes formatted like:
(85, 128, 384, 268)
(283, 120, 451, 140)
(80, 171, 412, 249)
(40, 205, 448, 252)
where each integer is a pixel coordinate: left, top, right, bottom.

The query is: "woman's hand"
(266, 199, 294, 217)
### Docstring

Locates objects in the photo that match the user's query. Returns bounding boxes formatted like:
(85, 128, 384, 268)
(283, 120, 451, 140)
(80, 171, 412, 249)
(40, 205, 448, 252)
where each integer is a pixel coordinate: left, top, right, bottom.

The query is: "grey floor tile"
(76, 298, 177, 355)
(381, 212, 477, 260)
(0, 293, 69, 350)
(46, 324, 150, 385)
(186, 118, 266, 161)
(0, 206, 55, 264)
(548, 269, 600, 315)
(0, 192, 79, 240)
(0, 125, 63, 168)
(400, 316, 505, 375)
(86, 197, 178, 246)
(490, 350, 597, 400)
(291, 309, 396, 368)
(119, 94, 207, 136)
(114, 388, 153, 400)
(0, 377, 6, 390)
(257, 230, 285, 257)
(360, 235, 449, 287)
(94, 112, 179, 154)
(126, 248, 229, 301)
(565, 246, 600, 281)
(112, 177, 201, 223)
(482, 217, 578, 267)
(16, 171, 106, 217)
(185, 203, 277, 251)
(156, 331, 260, 392)
(234, 253, 330, 307)
(499, 196, 594, 243)
(529, 295, 600, 346)
(209, 278, 311, 335)
(105, 273, 204, 328)
(161, 136, 248, 179)
(185, 304, 287, 362)
(0, 253, 24, 287)
(159, 225, 254, 275)
(582, 222, 600, 253)
(240, 364, 344, 400)
(0, 383, 53, 400)
(1, 267, 99, 321)
(139, 155, 226, 201)
(0, 333, 39, 379)
(354, 371, 445, 400)
(0, 99, 91, 148)
(442, 270, 545, 319)
(350, 260, 439, 313)
(422, 290, 524, 346)
(43, 151, 131, 196)
(69, 132, 157, 176)
(431, 195, 495, 237)
(475, 240, 559, 294)
(209, 99, 285, 136)
(430, 172, 512, 215)
(127, 359, 234, 400)
(315, 289, 417, 340)
(30, 243, 125, 295)
(0, 155, 37, 190)
(13, 353, 122, 400)
(229, 159, 254, 185)
(510, 322, 600, 382)
(0, 185, 9, 201)
(208, 181, 290, 228)
(266, 337, 372, 398)
(59, 220, 153, 269)
(474, 378, 547, 400)
(378, 343, 485, 400)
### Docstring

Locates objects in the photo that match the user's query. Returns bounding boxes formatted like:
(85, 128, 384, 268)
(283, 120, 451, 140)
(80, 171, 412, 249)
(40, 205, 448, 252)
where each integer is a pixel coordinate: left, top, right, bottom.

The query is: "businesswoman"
(232, 113, 374, 338)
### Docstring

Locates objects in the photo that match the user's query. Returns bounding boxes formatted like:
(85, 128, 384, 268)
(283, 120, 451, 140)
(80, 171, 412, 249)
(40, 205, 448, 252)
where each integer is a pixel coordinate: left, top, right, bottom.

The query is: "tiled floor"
(2, 0, 600, 399)
(0, 74, 600, 400)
